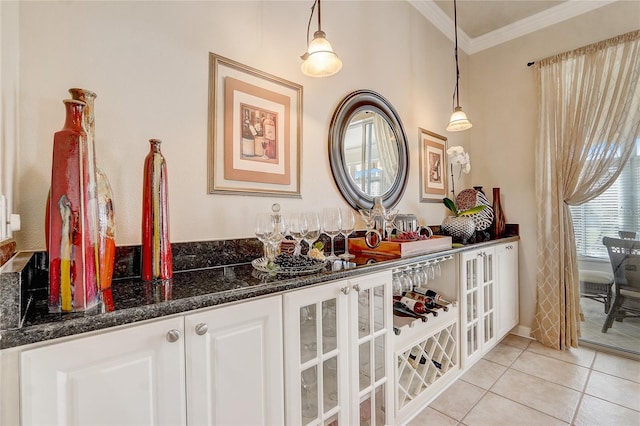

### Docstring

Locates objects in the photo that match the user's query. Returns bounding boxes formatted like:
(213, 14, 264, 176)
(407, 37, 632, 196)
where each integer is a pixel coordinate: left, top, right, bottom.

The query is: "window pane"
(571, 140, 640, 258)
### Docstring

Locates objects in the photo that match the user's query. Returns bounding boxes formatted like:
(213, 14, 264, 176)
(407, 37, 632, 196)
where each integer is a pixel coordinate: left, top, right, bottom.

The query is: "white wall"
(9, 0, 471, 251)
(468, 0, 640, 329)
(8, 0, 636, 331)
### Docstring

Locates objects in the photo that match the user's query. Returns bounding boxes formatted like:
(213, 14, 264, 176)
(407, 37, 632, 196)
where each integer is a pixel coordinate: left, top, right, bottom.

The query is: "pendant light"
(446, 0, 472, 132)
(300, 0, 342, 77)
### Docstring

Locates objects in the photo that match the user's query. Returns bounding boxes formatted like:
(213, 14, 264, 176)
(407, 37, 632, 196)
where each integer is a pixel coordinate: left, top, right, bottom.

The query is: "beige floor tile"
(500, 334, 532, 350)
(526, 340, 596, 368)
(460, 359, 507, 390)
(429, 380, 486, 421)
(511, 351, 590, 391)
(482, 343, 523, 366)
(407, 406, 458, 426)
(490, 369, 581, 423)
(573, 394, 640, 426)
(462, 392, 568, 426)
(580, 297, 640, 354)
(592, 351, 640, 383)
(585, 370, 640, 411)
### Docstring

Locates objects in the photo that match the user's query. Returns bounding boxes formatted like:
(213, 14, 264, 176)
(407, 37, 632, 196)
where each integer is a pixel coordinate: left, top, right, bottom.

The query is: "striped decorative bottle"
(48, 99, 101, 312)
(141, 139, 172, 281)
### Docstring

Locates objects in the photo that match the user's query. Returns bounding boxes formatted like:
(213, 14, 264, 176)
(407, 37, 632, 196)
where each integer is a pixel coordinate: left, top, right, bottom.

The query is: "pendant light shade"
(446, 0, 472, 132)
(300, 0, 342, 77)
(447, 106, 472, 132)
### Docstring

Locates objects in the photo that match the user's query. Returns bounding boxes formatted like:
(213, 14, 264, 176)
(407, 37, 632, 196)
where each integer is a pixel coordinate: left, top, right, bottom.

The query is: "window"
(571, 139, 640, 258)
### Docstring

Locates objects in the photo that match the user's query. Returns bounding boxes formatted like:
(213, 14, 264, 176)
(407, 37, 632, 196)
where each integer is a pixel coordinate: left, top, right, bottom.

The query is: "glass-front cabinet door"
(481, 249, 496, 349)
(283, 271, 393, 426)
(461, 250, 481, 366)
(461, 247, 496, 367)
(348, 273, 393, 426)
(284, 280, 350, 425)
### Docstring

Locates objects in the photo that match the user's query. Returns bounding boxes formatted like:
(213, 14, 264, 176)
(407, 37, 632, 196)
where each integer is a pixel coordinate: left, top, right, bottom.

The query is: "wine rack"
(395, 321, 458, 414)
(391, 254, 460, 422)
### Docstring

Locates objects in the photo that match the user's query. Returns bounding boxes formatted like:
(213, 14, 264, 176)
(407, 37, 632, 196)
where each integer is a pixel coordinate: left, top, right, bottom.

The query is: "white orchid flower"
(447, 146, 464, 157)
(451, 154, 467, 165)
(462, 158, 471, 174)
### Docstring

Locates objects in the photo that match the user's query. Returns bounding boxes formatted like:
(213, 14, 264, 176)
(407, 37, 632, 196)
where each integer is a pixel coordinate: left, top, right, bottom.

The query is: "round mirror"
(329, 90, 409, 210)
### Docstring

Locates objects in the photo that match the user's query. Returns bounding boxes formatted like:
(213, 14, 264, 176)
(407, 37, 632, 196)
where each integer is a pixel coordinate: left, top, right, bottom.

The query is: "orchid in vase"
(442, 145, 484, 215)
(441, 146, 484, 242)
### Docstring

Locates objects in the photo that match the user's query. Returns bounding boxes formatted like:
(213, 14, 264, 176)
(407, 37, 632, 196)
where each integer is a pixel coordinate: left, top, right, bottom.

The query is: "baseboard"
(511, 325, 532, 339)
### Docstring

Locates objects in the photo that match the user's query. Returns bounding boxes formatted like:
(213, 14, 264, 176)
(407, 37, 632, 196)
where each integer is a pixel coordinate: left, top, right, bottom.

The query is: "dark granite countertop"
(0, 234, 519, 350)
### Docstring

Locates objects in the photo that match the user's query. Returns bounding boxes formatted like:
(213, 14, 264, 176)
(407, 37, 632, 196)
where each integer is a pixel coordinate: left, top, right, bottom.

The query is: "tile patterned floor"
(579, 297, 640, 354)
(408, 335, 640, 426)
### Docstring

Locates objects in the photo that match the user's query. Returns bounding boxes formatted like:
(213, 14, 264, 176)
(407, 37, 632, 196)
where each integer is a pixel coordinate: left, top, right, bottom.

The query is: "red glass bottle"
(492, 187, 506, 237)
(46, 89, 116, 293)
(68, 88, 116, 291)
(48, 99, 100, 312)
(141, 139, 172, 281)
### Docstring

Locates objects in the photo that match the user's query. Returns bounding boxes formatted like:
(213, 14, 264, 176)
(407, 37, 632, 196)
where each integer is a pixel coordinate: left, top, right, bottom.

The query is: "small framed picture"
(419, 128, 448, 202)
(208, 53, 302, 197)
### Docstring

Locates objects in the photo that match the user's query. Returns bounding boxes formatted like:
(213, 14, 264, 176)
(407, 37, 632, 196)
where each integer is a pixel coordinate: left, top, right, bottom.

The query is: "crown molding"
(407, 0, 471, 52)
(410, 0, 618, 55)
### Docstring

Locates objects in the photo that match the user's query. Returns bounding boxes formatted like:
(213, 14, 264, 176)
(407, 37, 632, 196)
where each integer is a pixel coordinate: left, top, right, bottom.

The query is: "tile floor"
(408, 334, 640, 426)
(579, 295, 640, 354)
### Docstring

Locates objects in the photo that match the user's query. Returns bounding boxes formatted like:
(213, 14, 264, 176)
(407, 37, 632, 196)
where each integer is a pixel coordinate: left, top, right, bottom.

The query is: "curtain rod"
(526, 29, 640, 68)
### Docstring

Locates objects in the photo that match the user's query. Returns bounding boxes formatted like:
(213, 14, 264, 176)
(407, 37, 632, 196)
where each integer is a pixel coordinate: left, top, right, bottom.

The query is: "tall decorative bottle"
(48, 99, 100, 312)
(68, 88, 116, 291)
(45, 89, 116, 292)
(141, 139, 173, 281)
(492, 187, 506, 238)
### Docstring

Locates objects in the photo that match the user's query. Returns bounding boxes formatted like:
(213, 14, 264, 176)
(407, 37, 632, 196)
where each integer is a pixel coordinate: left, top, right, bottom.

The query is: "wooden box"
(348, 235, 452, 257)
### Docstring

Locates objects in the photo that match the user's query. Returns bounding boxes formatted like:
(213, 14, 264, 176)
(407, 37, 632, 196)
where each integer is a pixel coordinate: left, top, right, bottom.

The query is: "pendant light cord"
(305, 0, 319, 46)
(452, 0, 461, 109)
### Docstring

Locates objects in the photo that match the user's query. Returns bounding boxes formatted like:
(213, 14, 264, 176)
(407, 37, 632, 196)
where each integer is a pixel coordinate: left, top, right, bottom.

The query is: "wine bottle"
(408, 346, 427, 368)
(399, 296, 438, 317)
(241, 108, 255, 156)
(403, 292, 444, 314)
(412, 288, 453, 306)
(263, 113, 276, 159)
(393, 301, 428, 322)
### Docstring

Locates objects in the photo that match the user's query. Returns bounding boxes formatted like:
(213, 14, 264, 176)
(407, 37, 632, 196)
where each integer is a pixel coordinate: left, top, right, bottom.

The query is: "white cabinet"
(460, 247, 496, 367)
(21, 316, 187, 426)
(496, 241, 519, 338)
(20, 296, 284, 426)
(460, 242, 520, 368)
(185, 296, 284, 425)
(283, 271, 394, 425)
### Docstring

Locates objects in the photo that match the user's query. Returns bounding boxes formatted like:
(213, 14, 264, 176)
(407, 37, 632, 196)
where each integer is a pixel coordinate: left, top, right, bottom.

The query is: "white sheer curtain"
(373, 114, 398, 192)
(532, 30, 640, 350)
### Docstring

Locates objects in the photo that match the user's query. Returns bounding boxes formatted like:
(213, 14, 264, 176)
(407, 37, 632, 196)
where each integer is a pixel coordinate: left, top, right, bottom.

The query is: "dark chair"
(601, 237, 640, 332)
(579, 270, 614, 313)
(618, 230, 638, 240)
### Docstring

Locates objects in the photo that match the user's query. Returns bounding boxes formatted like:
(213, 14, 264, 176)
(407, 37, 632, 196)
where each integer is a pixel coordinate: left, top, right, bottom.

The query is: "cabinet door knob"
(195, 323, 208, 336)
(353, 284, 361, 292)
(341, 286, 351, 295)
(166, 329, 181, 343)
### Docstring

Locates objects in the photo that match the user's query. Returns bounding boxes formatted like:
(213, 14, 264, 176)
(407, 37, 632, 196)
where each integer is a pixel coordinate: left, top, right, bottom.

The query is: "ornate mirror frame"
(328, 89, 409, 210)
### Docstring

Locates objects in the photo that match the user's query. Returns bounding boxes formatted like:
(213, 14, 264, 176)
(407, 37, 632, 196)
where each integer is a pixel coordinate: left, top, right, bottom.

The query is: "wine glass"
(359, 209, 375, 230)
(303, 211, 320, 254)
(392, 273, 403, 297)
(255, 213, 275, 260)
(301, 366, 318, 420)
(288, 212, 307, 256)
(339, 208, 355, 259)
(322, 208, 342, 261)
(383, 209, 399, 240)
